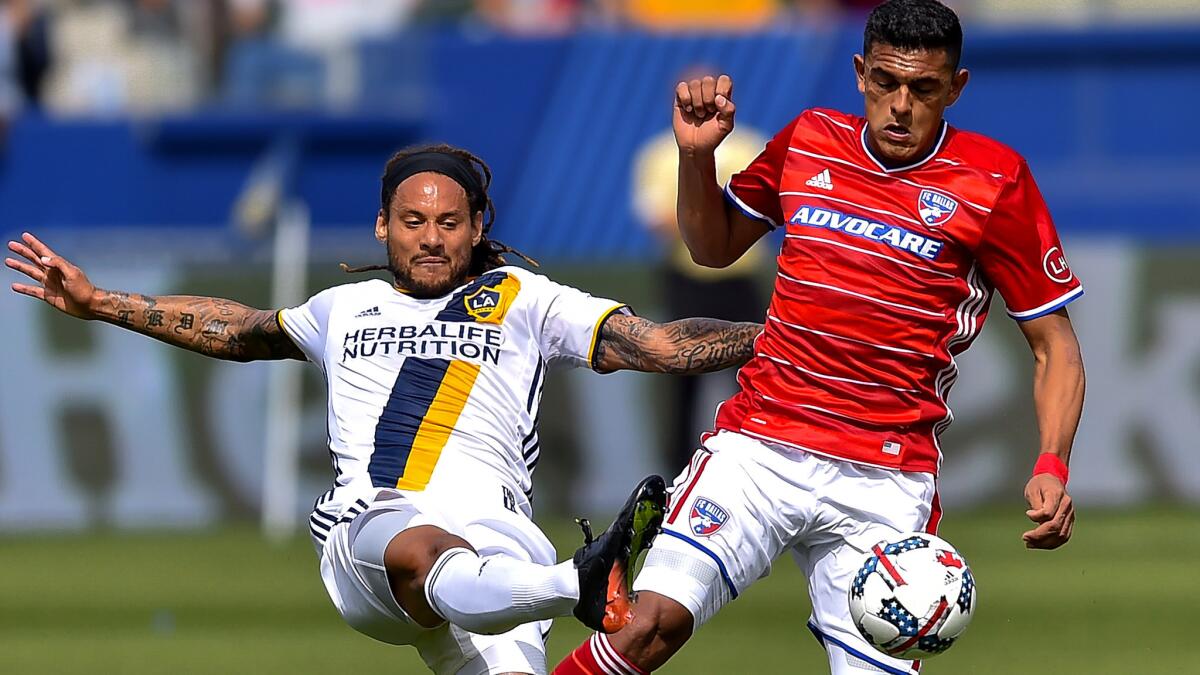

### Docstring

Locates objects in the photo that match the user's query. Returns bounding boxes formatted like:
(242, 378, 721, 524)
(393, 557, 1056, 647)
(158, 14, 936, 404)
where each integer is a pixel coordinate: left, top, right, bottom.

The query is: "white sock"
(424, 547, 580, 635)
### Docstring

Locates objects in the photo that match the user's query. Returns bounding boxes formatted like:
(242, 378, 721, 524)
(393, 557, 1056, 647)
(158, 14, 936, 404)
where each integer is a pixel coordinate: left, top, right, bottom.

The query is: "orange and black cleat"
(571, 475, 667, 633)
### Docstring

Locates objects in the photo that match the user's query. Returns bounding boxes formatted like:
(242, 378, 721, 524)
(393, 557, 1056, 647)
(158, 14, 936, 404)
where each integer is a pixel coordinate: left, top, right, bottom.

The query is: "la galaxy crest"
(918, 189, 958, 227)
(689, 497, 728, 537)
(464, 281, 517, 324)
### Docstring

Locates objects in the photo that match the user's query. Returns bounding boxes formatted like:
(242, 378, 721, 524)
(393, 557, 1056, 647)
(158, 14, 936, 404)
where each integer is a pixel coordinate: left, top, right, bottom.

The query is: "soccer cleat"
(571, 474, 667, 633)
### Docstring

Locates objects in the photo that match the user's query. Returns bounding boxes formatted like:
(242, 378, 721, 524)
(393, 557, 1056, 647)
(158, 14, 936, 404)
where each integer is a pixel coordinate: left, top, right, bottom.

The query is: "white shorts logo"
(1042, 247, 1073, 283)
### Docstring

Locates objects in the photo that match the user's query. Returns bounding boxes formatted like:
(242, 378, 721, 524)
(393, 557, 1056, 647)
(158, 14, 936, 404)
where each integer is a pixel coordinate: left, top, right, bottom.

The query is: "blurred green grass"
(1, 508, 1197, 674)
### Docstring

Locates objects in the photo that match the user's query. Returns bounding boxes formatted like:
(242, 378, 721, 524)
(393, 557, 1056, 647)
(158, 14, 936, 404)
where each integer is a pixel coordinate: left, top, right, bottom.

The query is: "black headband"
(380, 151, 487, 225)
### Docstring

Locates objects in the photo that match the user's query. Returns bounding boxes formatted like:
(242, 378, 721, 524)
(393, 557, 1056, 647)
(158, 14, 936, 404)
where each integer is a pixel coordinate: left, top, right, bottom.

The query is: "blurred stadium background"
(1, 1, 1198, 673)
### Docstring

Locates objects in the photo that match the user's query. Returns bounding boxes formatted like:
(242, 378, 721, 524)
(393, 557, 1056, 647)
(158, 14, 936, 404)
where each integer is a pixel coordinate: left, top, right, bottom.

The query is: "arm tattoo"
(202, 319, 229, 337)
(90, 290, 305, 362)
(592, 314, 761, 375)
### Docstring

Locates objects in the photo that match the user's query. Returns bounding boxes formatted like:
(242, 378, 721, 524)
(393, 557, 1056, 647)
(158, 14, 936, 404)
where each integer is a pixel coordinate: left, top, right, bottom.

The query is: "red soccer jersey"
(716, 108, 1082, 474)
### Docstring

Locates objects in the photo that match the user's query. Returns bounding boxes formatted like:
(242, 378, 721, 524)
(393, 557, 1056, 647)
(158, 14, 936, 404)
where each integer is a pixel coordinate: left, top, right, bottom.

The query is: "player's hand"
(1021, 473, 1074, 550)
(6, 232, 98, 320)
(673, 74, 736, 155)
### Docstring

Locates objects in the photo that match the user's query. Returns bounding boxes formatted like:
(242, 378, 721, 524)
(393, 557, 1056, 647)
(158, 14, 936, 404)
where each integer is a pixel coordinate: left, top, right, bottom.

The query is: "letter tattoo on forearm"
(176, 312, 194, 333)
(593, 314, 761, 374)
(91, 290, 302, 362)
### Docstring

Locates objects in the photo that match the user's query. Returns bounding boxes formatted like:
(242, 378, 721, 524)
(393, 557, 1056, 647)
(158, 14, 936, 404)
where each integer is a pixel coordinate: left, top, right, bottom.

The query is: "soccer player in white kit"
(5, 144, 763, 675)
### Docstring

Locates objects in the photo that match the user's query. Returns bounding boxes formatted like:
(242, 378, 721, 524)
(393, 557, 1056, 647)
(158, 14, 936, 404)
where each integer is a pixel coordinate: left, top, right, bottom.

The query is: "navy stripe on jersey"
(309, 510, 331, 543)
(523, 355, 545, 462)
(310, 497, 372, 544)
(338, 500, 368, 524)
(526, 357, 544, 412)
(369, 357, 453, 488)
(329, 447, 344, 481)
(520, 355, 546, 497)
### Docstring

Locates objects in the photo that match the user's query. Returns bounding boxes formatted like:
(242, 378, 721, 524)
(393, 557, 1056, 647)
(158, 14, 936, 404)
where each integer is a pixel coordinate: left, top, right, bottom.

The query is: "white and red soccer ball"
(848, 532, 976, 660)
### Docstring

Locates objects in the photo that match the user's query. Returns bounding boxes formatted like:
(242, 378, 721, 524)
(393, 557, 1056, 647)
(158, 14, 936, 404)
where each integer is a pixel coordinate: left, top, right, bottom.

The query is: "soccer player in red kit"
(553, 1, 1085, 673)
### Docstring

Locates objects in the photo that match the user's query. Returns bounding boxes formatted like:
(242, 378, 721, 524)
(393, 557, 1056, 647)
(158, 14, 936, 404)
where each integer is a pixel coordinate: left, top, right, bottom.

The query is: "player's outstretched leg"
(385, 475, 667, 637)
(571, 474, 667, 633)
(552, 591, 692, 675)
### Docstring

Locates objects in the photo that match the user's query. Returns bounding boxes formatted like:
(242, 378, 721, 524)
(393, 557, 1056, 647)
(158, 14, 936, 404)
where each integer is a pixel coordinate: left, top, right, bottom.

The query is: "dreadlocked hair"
(340, 143, 538, 277)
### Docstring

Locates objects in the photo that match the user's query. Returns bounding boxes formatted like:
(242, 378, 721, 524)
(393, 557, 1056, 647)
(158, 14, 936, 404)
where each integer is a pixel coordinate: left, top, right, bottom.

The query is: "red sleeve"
(724, 115, 801, 230)
(976, 161, 1083, 321)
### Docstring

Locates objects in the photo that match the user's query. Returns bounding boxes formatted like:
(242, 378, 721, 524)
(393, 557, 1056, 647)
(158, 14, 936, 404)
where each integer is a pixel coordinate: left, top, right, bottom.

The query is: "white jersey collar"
(860, 119, 948, 173)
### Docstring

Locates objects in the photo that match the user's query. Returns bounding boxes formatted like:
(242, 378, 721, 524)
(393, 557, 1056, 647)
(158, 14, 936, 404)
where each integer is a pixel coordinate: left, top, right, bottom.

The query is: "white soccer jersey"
(277, 266, 627, 549)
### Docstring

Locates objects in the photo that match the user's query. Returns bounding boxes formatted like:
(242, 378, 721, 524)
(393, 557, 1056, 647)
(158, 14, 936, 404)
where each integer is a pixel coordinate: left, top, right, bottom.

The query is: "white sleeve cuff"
(723, 182, 778, 230)
(1008, 286, 1084, 321)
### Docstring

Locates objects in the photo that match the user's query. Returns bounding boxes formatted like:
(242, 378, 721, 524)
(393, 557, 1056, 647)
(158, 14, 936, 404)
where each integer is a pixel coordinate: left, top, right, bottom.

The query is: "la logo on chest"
(465, 286, 505, 322)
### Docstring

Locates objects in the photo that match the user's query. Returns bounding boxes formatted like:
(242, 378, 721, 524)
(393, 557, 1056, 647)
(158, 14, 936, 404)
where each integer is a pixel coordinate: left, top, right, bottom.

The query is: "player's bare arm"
(591, 313, 760, 375)
(1016, 308, 1085, 550)
(674, 74, 768, 268)
(6, 232, 303, 362)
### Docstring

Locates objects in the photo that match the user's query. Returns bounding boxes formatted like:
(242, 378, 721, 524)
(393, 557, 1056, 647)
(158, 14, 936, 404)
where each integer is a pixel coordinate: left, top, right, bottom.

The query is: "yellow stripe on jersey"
(463, 272, 522, 324)
(587, 304, 629, 369)
(395, 359, 483, 491)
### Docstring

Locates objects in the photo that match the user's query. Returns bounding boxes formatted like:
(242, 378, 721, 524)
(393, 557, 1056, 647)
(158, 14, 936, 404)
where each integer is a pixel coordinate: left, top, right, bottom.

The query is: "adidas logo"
(354, 306, 381, 318)
(805, 169, 833, 190)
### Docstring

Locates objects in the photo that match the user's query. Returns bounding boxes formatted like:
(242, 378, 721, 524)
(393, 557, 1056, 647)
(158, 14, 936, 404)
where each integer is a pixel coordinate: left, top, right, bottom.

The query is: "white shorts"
(633, 431, 939, 675)
(319, 485, 556, 675)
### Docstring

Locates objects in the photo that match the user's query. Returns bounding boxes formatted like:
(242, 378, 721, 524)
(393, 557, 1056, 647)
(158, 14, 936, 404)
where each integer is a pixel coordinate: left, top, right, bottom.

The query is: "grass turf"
(0, 508, 1196, 674)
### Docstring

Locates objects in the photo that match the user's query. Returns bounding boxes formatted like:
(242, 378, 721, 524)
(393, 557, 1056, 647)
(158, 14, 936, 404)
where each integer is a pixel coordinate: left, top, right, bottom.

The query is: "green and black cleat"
(571, 474, 668, 633)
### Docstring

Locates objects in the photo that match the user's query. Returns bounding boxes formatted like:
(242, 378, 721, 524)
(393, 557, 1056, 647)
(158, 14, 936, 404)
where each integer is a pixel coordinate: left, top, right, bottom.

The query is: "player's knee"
(381, 529, 428, 576)
(382, 525, 473, 626)
(612, 592, 693, 669)
(384, 525, 470, 576)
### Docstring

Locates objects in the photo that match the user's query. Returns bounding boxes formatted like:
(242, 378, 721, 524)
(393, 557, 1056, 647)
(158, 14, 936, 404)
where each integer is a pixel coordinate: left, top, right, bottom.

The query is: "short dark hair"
(864, 0, 963, 70)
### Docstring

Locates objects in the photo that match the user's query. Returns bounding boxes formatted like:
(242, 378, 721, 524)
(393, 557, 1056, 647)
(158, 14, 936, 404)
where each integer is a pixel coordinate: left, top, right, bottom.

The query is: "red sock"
(552, 633, 648, 675)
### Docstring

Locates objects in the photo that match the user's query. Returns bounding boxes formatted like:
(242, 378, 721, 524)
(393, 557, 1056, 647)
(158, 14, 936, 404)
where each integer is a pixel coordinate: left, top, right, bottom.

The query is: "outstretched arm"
(591, 313, 760, 375)
(6, 232, 303, 362)
(84, 290, 302, 362)
(675, 74, 768, 268)
(1016, 308, 1085, 550)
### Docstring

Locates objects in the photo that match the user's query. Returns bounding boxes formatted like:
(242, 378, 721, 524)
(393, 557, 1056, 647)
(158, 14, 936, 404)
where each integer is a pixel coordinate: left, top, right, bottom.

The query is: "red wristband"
(1033, 453, 1069, 485)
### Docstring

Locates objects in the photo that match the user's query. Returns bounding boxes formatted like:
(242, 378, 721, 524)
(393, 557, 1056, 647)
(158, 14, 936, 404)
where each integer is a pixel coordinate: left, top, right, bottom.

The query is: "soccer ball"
(847, 532, 976, 660)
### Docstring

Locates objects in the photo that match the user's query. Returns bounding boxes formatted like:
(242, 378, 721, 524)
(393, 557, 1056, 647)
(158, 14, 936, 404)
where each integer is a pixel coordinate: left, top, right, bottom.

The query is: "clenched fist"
(674, 74, 736, 155)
